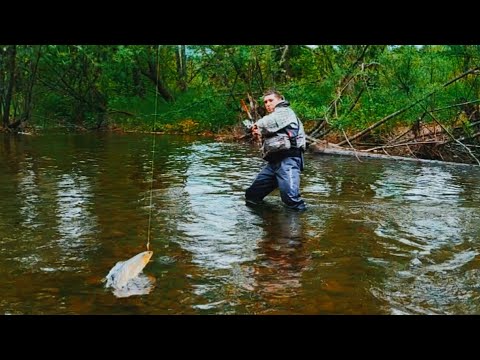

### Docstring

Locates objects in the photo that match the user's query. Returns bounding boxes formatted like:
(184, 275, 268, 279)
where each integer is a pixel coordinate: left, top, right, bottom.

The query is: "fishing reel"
(242, 119, 255, 131)
(242, 119, 261, 144)
(242, 119, 255, 137)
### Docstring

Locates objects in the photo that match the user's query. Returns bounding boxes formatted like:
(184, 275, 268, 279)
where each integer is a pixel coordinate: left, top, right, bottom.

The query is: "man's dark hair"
(263, 89, 284, 100)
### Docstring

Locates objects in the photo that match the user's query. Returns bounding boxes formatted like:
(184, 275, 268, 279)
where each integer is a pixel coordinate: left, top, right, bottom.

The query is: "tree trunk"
(141, 58, 174, 103)
(272, 45, 293, 81)
(2, 45, 16, 129)
(176, 45, 187, 92)
(21, 46, 42, 124)
(310, 141, 472, 167)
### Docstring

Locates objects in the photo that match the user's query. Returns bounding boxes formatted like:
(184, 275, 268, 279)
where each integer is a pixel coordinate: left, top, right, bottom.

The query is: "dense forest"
(2, 45, 480, 164)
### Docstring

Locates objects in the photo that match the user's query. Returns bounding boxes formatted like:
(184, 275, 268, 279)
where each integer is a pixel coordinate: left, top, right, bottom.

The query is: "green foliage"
(109, 88, 237, 133)
(5, 44, 480, 136)
(282, 82, 331, 120)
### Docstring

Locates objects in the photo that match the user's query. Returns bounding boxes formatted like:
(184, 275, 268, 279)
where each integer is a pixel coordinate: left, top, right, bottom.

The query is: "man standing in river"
(245, 89, 307, 211)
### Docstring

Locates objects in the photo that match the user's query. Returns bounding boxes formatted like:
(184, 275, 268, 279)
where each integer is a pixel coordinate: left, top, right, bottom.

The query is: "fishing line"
(146, 45, 161, 251)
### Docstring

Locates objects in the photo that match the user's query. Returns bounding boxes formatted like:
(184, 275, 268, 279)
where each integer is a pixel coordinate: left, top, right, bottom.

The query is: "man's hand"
(251, 124, 261, 143)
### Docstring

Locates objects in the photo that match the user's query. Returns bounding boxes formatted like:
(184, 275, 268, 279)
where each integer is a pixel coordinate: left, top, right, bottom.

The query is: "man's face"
(263, 94, 282, 113)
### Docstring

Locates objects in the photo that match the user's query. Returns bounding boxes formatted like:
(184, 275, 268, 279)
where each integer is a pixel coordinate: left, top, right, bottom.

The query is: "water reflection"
(108, 274, 156, 299)
(189, 205, 310, 314)
(18, 158, 41, 229)
(373, 165, 462, 204)
(55, 173, 97, 256)
(370, 163, 480, 314)
(243, 206, 309, 314)
(176, 142, 259, 270)
(2, 133, 480, 314)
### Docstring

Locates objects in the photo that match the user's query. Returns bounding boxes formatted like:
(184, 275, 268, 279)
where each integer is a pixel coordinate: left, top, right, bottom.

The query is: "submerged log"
(309, 141, 474, 167)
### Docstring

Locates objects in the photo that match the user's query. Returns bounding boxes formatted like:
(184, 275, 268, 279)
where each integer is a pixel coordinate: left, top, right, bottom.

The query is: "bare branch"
(337, 66, 480, 146)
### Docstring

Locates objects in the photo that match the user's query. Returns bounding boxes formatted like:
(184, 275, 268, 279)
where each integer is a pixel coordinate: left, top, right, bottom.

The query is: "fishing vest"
(257, 103, 306, 159)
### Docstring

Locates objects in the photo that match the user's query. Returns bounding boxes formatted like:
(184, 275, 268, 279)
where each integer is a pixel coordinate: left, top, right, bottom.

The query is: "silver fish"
(106, 251, 153, 291)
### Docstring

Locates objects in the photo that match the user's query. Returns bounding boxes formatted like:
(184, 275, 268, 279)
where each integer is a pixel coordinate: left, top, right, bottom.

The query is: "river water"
(1, 132, 480, 314)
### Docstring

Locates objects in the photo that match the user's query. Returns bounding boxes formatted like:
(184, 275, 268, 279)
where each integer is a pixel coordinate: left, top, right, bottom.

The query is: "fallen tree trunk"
(309, 141, 474, 167)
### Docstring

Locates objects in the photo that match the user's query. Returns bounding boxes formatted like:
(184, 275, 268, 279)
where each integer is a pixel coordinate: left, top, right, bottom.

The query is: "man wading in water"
(245, 89, 307, 211)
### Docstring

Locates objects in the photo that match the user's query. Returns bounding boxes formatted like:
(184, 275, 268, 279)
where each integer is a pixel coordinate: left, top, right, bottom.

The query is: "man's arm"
(256, 108, 296, 136)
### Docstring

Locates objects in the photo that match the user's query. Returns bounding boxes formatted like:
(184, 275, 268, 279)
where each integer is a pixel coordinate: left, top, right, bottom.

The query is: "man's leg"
(276, 157, 306, 211)
(245, 163, 277, 205)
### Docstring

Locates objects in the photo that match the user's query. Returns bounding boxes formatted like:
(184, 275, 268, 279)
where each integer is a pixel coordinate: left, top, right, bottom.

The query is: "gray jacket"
(256, 101, 306, 151)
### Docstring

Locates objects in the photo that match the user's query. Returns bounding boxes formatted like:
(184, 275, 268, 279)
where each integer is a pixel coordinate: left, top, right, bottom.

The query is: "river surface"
(1, 132, 480, 314)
